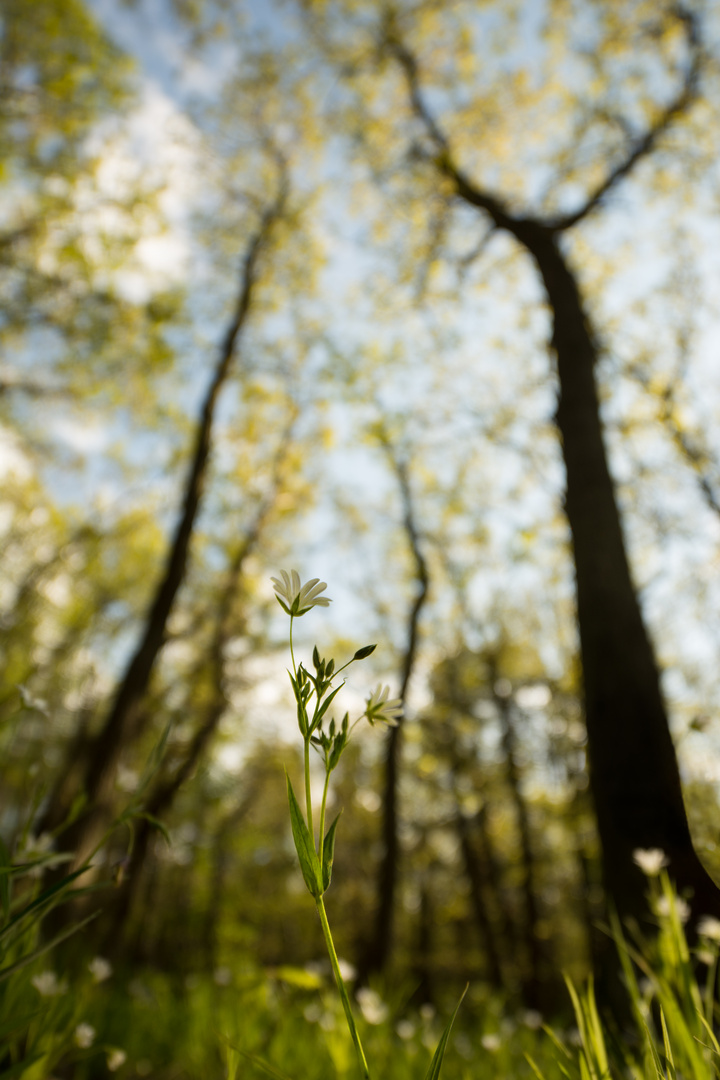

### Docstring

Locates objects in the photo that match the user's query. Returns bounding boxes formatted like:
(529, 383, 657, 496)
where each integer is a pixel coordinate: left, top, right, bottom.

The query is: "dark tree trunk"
(520, 225, 719, 925)
(39, 190, 286, 866)
(491, 670, 543, 1006)
(386, 5, 719, 935)
(454, 806, 505, 990)
(360, 447, 429, 981)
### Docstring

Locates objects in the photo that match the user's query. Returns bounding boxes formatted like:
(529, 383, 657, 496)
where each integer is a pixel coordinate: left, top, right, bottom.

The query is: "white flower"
(654, 894, 690, 923)
(31, 971, 66, 997)
(337, 957, 357, 982)
(633, 848, 669, 876)
(107, 1049, 127, 1072)
(365, 685, 403, 727)
(356, 987, 388, 1025)
(698, 916, 720, 943)
(88, 956, 112, 983)
(74, 1023, 95, 1049)
(271, 570, 331, 616)
(523, 1009, 543, 1030)
(396, 1019, 415, 1040)
(481, 1033, 502, 1051)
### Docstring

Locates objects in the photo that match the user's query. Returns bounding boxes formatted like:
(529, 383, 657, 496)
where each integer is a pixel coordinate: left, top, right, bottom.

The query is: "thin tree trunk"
(39, 184, 287, 865)
(102, 438, 295, 941)
(454, 805, 505, 991)
(387, 21, 719, 929)
(490, 668, 543, 1007)
(360, 442, 429, 981)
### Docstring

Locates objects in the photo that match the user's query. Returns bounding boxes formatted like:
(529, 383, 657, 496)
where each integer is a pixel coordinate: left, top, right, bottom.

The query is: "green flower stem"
(315, 895, 370, 1080)
(318, 769, 331, 866)
(289, 615, 297, 676)
(303, 736, 314, 841)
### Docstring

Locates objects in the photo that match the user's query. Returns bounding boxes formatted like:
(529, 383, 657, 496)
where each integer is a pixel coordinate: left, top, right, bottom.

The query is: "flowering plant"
(273, 570, 464, 1080)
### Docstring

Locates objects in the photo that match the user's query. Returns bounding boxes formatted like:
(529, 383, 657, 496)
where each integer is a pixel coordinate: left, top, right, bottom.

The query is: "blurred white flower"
(303, 1003, 322, 1023)
(88, 956, 112, 983)
(356, 987, 388, 1025)
(697, 948, 715, 966)
(481, 1033, 502, 1051)
(213, 966, 231, 986)
(654, 894, 690, 923)
(271, 570, 331, 616)
(31, 971, 66, 997)
(633, 848, 668, 876)
(337, 957, 357, 982)
(698, 916, 720, 943)
(365, 685, 403, 727)
(17, 832, 55, 878)
(523, 1009, 543, 1030)
(74, 1023, 95, 1049)
(396, 1019, 415, 1040)
(107, 1049, 127, 1072)
(319, 1011, 336, 1031)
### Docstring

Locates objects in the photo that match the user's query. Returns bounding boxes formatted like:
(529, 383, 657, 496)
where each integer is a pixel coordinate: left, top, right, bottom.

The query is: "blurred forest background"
(5, 0, 720, 1076)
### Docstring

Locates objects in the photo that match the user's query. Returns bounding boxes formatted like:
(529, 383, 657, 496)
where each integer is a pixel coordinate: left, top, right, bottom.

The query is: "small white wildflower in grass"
(357, 987, 388, 1025)
(74, 1024, 95, 1049)
(655, 894, 690, 923)
(319, 1011, 337, 1031)
(633, 848, 669, 876)
(698, 915, 720, 942)
(419, 1003, 436, 1022)
(337, 958, 357, 981)
(455, 1033, 473, 1059)
(31, 971, 65, 997)
(365, 685, 403, 727)
(523, 1010, 543, 1030)
(107, 1049, 127, 1072)
(213, 966, 232, 986)
(17, 832, 55, 878)
(88, 956, 112, 983)
(481, 1033, 502, 1051)
(303, 1003, 322, 1023)
(697, 948, 715, 966)
(271, 570, 331, 616)
(396, 1019, 415, 1040)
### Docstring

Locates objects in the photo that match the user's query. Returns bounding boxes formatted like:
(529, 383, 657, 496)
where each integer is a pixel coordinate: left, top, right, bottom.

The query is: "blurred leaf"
(423, 983, 467, 1080)
(321, 811, 342, 892)
(286, 773, 322, 898)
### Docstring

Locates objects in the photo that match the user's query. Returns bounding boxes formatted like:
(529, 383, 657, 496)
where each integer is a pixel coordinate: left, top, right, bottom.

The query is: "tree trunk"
(38, 192, 285, 868)
(491, 668, 543, 1006)
(454, 806, 505, 991)
(360, 447, 429, 981)
(519, 222, 719, 924)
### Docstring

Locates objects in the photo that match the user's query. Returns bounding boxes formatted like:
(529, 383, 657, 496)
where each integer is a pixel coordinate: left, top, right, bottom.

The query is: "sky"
(24, 0, 720, 793)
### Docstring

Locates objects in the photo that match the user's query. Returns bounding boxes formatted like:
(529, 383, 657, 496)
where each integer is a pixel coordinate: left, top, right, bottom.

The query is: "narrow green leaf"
(312, 682, 344, 730)
(0, 866, 89, 943)
(353, 644, 377, 660)
(286, 773, 322, 898)
(322, 811, 342, 892)
(0, 910, 98, 982)
(0, 1051, 44, 1079)
(136, 812, 171, 847)
(0, 838, 10, 919)
(423, 983, 468, 1080)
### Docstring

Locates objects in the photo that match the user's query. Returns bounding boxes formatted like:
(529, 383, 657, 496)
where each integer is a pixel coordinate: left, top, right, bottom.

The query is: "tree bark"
(360, 443, 429, 981)
(386, 15, 720, 930)
(39, 185, 287, 865)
